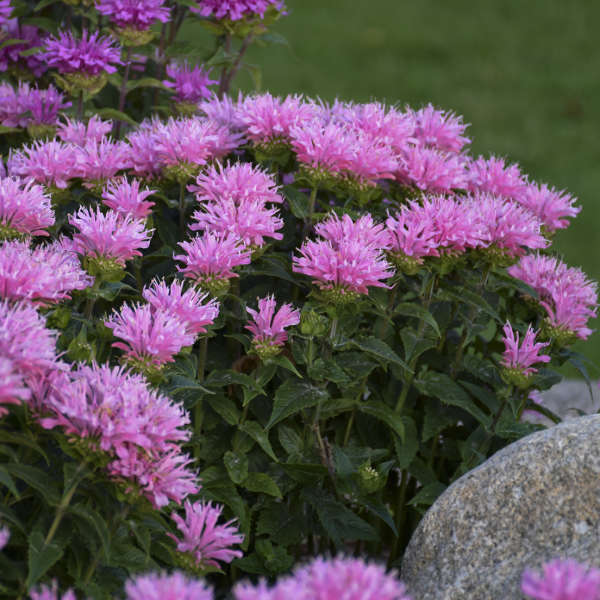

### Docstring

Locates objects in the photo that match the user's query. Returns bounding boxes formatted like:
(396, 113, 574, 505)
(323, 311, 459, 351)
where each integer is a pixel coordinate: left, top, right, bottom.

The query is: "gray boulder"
(402, 415, 600, 600)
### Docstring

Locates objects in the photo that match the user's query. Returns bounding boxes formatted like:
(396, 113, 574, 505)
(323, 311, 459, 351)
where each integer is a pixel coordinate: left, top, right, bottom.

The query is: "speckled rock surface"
(402, 415, 600, 600)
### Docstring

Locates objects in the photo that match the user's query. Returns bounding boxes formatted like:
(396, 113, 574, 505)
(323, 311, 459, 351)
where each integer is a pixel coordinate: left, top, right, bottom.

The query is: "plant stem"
(388, 469, 408, 567)
(218, 34, 232, 97)
(84, 279, 101, 319)
(115, 47, 132, 138)
(343, 408, 355, 446)
(197, 336, 208, 381)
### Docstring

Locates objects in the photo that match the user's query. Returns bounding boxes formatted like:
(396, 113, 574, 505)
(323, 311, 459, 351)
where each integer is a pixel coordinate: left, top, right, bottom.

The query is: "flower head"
(0, 21, 47, 77)
(175, 232, 252, 295)
(169, 500, 244, 569)
(0, 0, 12, 25)
(143, 279, 219, 336)
(501, 322, 550, 386)
(194, 0, 283, 21)
(164, 61, 217, 105)
(18, 83, 71, 130)
(246, 295, 299, 358)
(101, 177, 156, 219)
(125, 572, 213, 600)
(409, 104, 470, 152)
(42, 30, 121, 76)
(29, 582, 76, 600)
(315, 213, 390, 251)
(126, 121, 163, 178)
(0, 176, 54, 238)
(467, 155, 527, 200)
(522, 559, 600, 600)
(74, 138, 131, 184)
(57, 115, 113, 145)
(199, 93, 243, 129)
(519, 182, 580, 233)
(96, 0, 170, 30)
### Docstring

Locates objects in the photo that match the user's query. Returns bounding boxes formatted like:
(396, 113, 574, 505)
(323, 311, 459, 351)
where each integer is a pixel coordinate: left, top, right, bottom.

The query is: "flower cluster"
(57, 116, 113, 146)
(101, 177, 156, 219)
(193, 0, 284, 21)
(125, 572, 213, 600)
(164, 62, 217, 108)
(96, 0, 170, 31)
(522, 559, 600, 600)
(500, 322, 550, 387)
(0, 21, 47, 77)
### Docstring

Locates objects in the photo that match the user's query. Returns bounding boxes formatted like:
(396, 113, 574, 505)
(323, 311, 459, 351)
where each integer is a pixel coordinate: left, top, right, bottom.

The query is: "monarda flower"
(125, 572, 213, 600)
(234, 556, 412, 600)
(0, 21, 47, 77)
(74, 138, 131, 187)
(245, 295, 299, 359)
(518, 182, 580, 234)
(143, 279, 219, 336)
(190, 196, 284, 248)
(29, 582, 76, 600)
(522, 559, 600, 600)
(105, 303, 195, 371)
(508, 253, 598, 343)
(42, 30, 121, 93)
(126, 121, 163, 178)
(164, 61, 217, 112)
(500, 322, 550, 388)
(96, 0, 170, 39)
(18, 83, 71, 138)
(69, 207, 152, 279)
(7, 140, 80, 191)
(408, 104, 470, 152)
(40, 363, 190, 457)
(199, 93, 243, 129)
(0, 176, 55, 238)
(175, 232, 252, 296)
(0, 240, 92, 303)
(0, 300, 59, 415)
(193, 0, 283, 21)
(190, 161, 283, 206)
(101, 177, 156, 219)
(57, 116, 113, 145)
(0, 0, 12, 25)
(467, 155, 527, 200)
(169, 500, 244, 571)
(315, 213, 390, 251)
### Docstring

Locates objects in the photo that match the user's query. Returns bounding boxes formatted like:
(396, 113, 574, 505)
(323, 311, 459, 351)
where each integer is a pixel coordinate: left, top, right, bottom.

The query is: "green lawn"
(186, 0, 600, 372)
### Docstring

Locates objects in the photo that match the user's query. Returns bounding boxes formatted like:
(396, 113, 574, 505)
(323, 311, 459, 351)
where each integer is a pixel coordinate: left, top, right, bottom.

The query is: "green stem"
(84, 279, 101, 319)
(302, 186, 318, 239)
(197, 336, 208, 381)
(343, 408, 355, 446)
(388, 469, 409, 567)
(221, 33, 254, 94)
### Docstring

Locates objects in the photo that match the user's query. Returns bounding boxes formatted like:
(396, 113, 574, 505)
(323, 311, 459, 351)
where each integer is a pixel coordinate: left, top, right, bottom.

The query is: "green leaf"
(307, 358, 351, 385)
(5, 464, 60, 506)
(395, 302, 441, 337)
(422, 399, 456, 442)
(0, 430, 49, 463)
(393, 416, 419, 469)
(0, 125, 20, 134)
(439, 287, 501, 322)
(416, 371, 492, 428)
(399, 329, 437, 363)
(239, 421, 277, 461)
(206, 369, 264, 392)
(34, 0, 59, 11)
(267, 354, 303, 378)
(363, 500, 398, 536)
(347, 337, 412, 372)
(277, 425, 303, 456)
(224, 451, 248, 485)
(336, 351, 379, 380)
(256, 503, 304, 546)
(358, 401, 405, 440)
(169, 375, 215, 396)
(0, 38, 26, 50)
(95, 108, 138, 127)
(126, 77, 167, 92)
(283, 186, 310, 219)
(21, 16, 58, 33)
(266, 380, 329, 429)
(19, 45, 43, 56)
(280, 463, 327, 483)
(26, 530, 65, 588)
(205, 395, 240, 426)
(407, 481, 447, 507)
(68, 504, 110, 562)
(0, 466, 19, 498)
(243, 472, 282, 498)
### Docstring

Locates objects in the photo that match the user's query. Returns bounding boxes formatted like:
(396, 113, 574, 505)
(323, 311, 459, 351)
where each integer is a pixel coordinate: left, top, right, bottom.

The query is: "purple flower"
(246, 295, 299, 357)
(501, 322, 550, 383)
(0, 176, 54, 237)
(143, 279, 219, 336)
(74, 138, 131, 184)
(522, 559, 600, 600)
(0, 21, 47, 77)
(175, 232, 252, 295)
(42, 30, 121, 76)
(57, 115, 113, 145)
(0, 240, 92, 303)
(0, 0, 13, 25)
(19, 83, 71, 128)
(29, 582, 76, 600)
(518, 182, 581, 233)
(101, 177, 156, 219)
(164, 61, 217, 104)
(409, 104, 470, 152)
(193, 0, 283, 21)
(0, 524, 9, 549)
(125, 572, 213, 600)
(96, 0, 170, 30)
(0, 82, 22, 128)
(200, 93, 244, 129)
(0, 357, 29, 416)
(467, 155, 527, 200)
(126, 119, 163, 178)
(169, 500, 244, 568)
(315, 213, 390, 251)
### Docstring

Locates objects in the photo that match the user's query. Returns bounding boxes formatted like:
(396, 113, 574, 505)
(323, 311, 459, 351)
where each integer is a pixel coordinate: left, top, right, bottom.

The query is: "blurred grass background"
(187, 0, 600, 373)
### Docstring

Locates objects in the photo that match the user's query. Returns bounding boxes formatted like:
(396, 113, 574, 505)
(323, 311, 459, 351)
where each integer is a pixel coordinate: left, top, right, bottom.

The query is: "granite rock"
(401, 415, 600, 600)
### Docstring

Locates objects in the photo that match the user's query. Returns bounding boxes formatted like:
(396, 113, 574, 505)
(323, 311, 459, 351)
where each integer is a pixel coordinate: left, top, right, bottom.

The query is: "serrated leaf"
(224, 451, 248, 484)
(347, 337, 412, 372)
(169, 375, 215, 396)
(395, 302, 441, 337)
(266, 380, 329, 429)
(277, 425, 303, 456)
(126, 77, 167, 92)
(205, 395, 240, 425)
(34, 0, 59, 11)
(358, 401, 405, 440)
(26, 530, 64, 588)
(439, 287, 501, 322)
(95, 108, 137, 127)
(416, 371, 492, 428)
(0, 431, 49, 463)
(68, 504, 110, 561)
(0, 466, 19, 498)
(19, 45, 43, 56)
(400, 329, 437, 363)
(243, 472, 282, 498)
(256, 503, 304, 545)
(280, 463, 327, 483)
(267, 354, 303, 378)
(363, 500, 398, 536)
(393, 416, 419, 468)
(239, 421, 277, 461)
(5, 464, 60, 505)
(21, 16, 57, 33)
(407, 481, 447, 507)
(283, 186, 310, 219)
(422, 399, 456, 442)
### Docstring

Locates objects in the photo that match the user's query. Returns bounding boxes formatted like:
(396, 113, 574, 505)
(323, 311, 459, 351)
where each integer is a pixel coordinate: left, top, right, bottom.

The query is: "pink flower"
(234, 556, 411, 600)
(0, 0, 12, 25)
(518, 182, 580, 233)
(175, 232, 252, 293)
(143, 279, 219, 336)
(0, 240, 92, 303)
(199, 93, 244, 129)
(246, 295, 299, 355)
(109, 445, 199, 508)
(7, 140, 80, 189)
(190, 161, 283, 206)
(409, 104, 470, 152)
(125, 572, 213, 600)
(238, 93, 317, 145)
(508, 254, 597, 341)
(467, 155, 527, 200)
(18, 83, 71, 127)
(101, 177, 156, 219)
(69, 206, 152, 266)
(0, 176, 54, 237)
(164, 61, 217, 104)
(42, 30, 121, 76)
(105, 303, 195, 367)
(0, 21, 47, 77)
(57, 115, 113, 145)
(396, 146, 468, 192)
(126, 120, 163, 178)
(96, 0, 170, 30)
(501, 322, 550, 377)
(193, 0, 283, 20)
(29, 582, 76, 600)
(385, 207, 440, 259)
(315, 213, 390, 251)
(522, 559, 600, 600)
(0, 524, 9, 549)
(74, 138, 131, 183)
(190, 196, 283, 248)
(169, 500, 244, 568)
(0, 357, 29, 416)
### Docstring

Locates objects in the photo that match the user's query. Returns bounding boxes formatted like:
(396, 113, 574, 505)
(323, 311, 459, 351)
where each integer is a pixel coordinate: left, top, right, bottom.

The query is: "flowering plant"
(0, 0, 597, 597)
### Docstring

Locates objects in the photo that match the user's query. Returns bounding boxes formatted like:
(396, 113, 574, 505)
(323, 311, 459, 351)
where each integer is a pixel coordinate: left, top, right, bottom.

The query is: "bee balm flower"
(125, 572, 213, 600)
(522, 559, 600, 600)
(500, 322, 550, 388)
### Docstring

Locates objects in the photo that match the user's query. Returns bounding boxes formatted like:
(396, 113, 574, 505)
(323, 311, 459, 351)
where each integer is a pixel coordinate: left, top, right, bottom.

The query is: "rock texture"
(402, 415, 600, 600)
